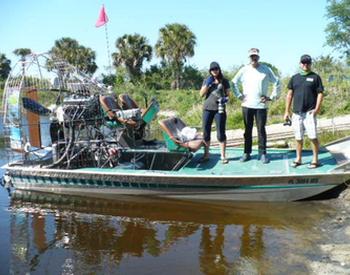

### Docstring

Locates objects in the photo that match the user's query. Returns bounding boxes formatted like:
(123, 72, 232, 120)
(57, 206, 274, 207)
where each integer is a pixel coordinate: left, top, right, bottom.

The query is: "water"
(0, 147, 10, 274)
(0, 186, 10, 274)
(0, 150, 350, 274)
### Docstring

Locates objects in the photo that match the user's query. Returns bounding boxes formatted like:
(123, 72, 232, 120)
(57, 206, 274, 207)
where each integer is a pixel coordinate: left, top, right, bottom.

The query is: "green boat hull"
(6, 147, 350, 202)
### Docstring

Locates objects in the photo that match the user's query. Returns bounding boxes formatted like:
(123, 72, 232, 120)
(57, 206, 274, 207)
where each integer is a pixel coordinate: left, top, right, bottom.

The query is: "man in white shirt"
(232, 48, 281, 163)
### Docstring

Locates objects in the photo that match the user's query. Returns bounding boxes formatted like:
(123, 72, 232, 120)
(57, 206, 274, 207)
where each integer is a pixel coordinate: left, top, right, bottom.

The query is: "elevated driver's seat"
(99, 95, 140, 127)
(100, 94, 160, 147)
(118, 94, 160, 125)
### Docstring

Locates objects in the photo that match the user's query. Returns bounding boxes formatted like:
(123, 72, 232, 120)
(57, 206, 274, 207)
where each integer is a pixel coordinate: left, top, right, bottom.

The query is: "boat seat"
(99, 95, 138, 127)
(158, 117, 203, 152)
(100, 95, 145, 147)
(119, 94, 138, 110)
(141, 97, 160, 124)
(118, 94, 160, 124)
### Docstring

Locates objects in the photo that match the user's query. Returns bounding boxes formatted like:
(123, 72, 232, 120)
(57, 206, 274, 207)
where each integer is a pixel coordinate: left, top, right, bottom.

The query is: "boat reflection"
(10, 191, 335, 274)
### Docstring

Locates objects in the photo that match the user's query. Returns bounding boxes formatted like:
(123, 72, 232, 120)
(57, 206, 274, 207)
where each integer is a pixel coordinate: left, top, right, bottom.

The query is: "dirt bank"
(308, 187, 350, 274)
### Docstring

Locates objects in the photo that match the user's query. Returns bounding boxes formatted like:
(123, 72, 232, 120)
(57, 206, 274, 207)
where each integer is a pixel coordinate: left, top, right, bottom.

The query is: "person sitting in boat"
(199, 61, 231, 164)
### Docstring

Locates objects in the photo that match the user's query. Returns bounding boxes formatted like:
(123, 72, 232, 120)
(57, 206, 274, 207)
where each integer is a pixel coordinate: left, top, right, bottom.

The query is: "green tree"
(260, 62, 281, 77)
(155, 23, 196, 89)
(312, 55, 343, 75)
(0, 53, 11, 81)
(101, 73, 116, 87)
(112, 34, 152, 82)
(13, 48, 32, 74)
(13, 48, 32, 61)
(325, 0, 350, 62)
(143, 64, 172, 89)
(49, 37, 97, 75)
(181, 65, 203, 90)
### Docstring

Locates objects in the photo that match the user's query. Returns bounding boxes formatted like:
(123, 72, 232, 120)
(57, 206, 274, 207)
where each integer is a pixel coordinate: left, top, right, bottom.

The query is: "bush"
(227, 109, 244, 129)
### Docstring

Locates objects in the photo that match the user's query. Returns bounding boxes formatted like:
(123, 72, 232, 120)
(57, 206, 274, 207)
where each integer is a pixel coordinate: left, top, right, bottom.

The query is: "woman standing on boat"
(200, 61, 231, 164)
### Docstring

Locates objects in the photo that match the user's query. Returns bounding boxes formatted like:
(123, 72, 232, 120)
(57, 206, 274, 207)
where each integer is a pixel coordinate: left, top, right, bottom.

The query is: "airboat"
(2, 53, 350, 202)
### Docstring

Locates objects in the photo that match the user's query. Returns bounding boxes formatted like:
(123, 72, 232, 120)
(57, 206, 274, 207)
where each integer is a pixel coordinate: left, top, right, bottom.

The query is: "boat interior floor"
(81, 147, 343, 176)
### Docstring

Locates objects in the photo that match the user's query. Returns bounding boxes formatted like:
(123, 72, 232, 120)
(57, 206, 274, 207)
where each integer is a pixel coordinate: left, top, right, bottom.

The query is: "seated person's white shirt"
(180, 127, 197, 142)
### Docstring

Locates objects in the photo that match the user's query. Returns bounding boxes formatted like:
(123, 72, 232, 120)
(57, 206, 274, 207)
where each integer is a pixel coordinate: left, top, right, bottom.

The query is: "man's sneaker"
(260, 154, 269, 164)
(240, 153, 251, 162)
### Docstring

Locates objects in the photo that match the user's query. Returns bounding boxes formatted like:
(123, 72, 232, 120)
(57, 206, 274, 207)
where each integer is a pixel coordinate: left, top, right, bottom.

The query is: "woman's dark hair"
(209, 61, 223, 80)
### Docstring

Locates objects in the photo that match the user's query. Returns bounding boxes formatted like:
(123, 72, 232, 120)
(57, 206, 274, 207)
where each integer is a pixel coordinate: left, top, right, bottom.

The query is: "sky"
(0, 0, 336, 77)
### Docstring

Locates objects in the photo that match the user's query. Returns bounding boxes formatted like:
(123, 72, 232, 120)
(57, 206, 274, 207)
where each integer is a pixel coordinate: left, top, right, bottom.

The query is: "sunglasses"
(301, 61, 311, 65)
(210, 67, 219, 71)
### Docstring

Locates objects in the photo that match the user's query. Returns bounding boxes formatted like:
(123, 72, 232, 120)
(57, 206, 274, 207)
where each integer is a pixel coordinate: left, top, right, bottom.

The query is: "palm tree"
(13, 48, 32, 74)
(49, 37, 97, 75)
(75, 46, 98, 75)
(0, 53, 11, 81)
(155, 23, 196, 89)
(112, 34, 152, 82)
(13, 48, 32, 62)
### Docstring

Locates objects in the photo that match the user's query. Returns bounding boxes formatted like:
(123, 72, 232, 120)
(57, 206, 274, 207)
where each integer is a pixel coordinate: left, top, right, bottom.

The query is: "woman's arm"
(200, 85, 209, 97)
(200, 76, 214, 97)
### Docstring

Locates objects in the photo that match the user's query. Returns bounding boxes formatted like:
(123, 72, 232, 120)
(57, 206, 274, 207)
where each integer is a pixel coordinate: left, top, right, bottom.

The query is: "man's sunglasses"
(210, 67, 219, 71)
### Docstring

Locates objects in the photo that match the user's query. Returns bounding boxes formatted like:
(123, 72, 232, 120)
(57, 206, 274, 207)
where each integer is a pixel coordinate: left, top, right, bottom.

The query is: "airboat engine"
(49, 94, 105, 168)
(62, 94, 101, 125)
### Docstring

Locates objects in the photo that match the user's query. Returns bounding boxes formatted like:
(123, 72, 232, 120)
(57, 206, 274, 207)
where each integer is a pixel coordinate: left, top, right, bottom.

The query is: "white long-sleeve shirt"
(232, 63, 281, 109)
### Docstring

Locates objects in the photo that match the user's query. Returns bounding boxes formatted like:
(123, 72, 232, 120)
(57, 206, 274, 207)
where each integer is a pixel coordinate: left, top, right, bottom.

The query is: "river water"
(0, 150, 350, 274)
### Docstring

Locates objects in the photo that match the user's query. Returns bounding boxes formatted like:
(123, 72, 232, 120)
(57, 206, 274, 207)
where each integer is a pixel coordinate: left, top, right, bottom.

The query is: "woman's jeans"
(202, 109, 227, 143)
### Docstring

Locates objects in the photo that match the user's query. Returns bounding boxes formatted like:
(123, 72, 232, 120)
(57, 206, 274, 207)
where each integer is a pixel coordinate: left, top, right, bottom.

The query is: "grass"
(280, 129, 350, 150)
(308, 129, 350, 148)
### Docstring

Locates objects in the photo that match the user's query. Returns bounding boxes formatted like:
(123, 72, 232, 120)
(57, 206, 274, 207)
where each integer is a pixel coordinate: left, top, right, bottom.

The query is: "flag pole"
(96, 4, 112, 75)
(104, 23, 112, 74)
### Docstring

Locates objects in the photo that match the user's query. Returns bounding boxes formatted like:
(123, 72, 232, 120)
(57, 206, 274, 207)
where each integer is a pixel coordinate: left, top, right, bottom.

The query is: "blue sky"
(0, 0, 335, 77)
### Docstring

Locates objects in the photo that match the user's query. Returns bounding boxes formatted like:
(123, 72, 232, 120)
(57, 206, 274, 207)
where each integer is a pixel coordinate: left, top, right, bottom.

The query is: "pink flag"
(95, 5, 109, 28)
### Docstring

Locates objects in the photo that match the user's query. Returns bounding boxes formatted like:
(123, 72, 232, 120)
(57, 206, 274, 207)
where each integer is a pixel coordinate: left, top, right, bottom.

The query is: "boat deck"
(81, 147, 340, 177)
(182, 148, 338, 176)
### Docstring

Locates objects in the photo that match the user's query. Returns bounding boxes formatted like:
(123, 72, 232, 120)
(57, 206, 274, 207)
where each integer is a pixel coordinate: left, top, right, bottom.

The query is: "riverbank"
(308, 187, 350, 274)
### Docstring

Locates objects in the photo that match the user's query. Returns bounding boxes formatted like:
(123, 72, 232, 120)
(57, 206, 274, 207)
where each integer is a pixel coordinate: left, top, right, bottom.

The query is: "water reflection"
(10, 191, 336, 274)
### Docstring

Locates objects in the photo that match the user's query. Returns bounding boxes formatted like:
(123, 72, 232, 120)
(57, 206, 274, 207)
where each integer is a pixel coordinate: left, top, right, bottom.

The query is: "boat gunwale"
(5, 163, 350, 180)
